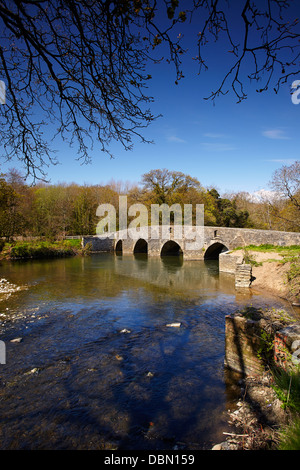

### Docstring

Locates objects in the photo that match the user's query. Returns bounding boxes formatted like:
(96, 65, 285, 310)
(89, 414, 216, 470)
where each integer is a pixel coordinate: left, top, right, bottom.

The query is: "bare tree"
(269, 160, 300, 230)
(0, 0, 184, 179)
(194, 0, 300, 102)
(0, 1, 299, 180)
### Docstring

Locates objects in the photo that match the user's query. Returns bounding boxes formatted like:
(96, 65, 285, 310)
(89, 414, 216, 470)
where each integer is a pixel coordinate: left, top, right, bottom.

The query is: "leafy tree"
(0, 1, 299, 179)
(0, 175, 23, 240)
(71, 186, 99, 235)
(208, 188, 250, 227)
(5, 168, 36, 235)
(33, 184, 77, 238)
(141, 168, 201, 205)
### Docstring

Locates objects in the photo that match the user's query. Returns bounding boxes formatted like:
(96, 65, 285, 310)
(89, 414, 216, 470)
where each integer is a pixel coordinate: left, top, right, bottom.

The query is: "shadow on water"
(0, 254, 290, 449)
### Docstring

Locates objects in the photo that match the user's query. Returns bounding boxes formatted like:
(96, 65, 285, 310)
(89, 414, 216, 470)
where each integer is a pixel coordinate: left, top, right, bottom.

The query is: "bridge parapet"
(82, 226, 300, 259)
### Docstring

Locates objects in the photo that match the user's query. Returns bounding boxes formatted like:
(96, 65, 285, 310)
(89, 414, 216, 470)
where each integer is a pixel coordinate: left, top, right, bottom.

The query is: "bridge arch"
(133, 238, 148, 254)
(204, 242, 229, 260)
(115, 240, 123, 253)
(161, 240, 183, 257)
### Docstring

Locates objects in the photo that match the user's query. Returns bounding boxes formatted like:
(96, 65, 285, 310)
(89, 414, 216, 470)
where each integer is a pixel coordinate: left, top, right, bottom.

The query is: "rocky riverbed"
(0, 278, 27, 301)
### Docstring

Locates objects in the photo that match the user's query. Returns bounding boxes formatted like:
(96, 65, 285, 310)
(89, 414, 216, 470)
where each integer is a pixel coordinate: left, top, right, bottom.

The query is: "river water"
(0, 253, 290, 450)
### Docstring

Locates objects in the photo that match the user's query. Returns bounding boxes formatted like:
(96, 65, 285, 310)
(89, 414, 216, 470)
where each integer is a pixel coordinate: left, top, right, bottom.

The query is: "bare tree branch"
(0, 1, 299, 180)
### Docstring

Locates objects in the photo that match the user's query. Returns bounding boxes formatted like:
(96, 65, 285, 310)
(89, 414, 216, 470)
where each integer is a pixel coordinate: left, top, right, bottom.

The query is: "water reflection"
(0, 254, 288, 450)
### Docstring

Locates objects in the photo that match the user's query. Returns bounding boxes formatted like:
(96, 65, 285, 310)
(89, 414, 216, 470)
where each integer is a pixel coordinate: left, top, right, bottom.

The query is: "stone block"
(224, 313, 265, 376)
(235, 264, 252, 288)
(219, 251, 244, 274)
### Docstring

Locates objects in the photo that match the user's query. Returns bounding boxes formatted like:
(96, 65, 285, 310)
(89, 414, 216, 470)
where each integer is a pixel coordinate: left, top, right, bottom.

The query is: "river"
(0, 253, 290, 450)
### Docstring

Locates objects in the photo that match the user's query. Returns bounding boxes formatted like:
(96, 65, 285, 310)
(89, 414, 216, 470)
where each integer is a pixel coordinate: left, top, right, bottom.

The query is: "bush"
(9, 241, 76, 259)
(10, 243, 32, 258)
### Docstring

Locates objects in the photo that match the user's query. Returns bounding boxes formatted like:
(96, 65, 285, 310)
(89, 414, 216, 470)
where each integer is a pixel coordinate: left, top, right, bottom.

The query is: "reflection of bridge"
(111, 255, 249, 299)
(83, 225, 300, 260)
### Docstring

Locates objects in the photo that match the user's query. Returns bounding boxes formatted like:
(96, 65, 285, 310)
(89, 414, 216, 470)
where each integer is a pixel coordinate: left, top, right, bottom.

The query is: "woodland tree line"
(0, 162, 299, 241)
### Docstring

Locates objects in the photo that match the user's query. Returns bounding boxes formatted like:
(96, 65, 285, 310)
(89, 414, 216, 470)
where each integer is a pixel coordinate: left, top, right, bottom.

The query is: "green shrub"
(8, 241, 76, 259)
(10, 243, 32, 258)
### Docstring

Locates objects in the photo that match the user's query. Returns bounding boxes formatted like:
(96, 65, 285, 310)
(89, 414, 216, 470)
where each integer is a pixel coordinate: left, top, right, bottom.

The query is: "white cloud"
(203, 132, 228, 139)
(265, 158, 296, 164)
(262, 129, 290, 140)
(201, 142, 236, 152)
(167, 135, 186, 143)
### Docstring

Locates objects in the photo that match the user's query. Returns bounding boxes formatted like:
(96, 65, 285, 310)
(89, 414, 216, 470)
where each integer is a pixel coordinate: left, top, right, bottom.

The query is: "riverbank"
(213, 303, 300, 450)
(214, 241, 300, 452)
(213, 370, 293, 450)
(233, 245, 300, 305)
(215, 245, 300, 450)
(214, 306, 300, 450)
(0, 239, 91, 260)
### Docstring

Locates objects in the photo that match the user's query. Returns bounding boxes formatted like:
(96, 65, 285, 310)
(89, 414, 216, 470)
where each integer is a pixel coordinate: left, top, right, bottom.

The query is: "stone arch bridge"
(83, 225, 300, 261)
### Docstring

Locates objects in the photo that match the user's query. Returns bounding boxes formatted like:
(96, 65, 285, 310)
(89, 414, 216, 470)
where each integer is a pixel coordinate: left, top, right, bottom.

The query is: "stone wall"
(83, 236, 114, 252)
(225, 310, 300, 376)
(83, 226, 300, 257)
(83, 225, 206, 259)
(219, 251, 244, 274)
(224, 313, 266, 376)
(203, 227, 300, 249)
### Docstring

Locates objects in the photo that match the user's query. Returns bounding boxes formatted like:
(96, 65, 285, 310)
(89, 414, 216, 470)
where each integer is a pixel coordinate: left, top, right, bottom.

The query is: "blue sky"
(1, 2, 299, 195)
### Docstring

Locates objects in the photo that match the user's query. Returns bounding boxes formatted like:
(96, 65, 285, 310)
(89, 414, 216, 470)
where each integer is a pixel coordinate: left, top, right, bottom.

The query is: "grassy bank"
(0, 239, 91, 260)
(234, 244, 300, 251)
(233, 244, 300, 258)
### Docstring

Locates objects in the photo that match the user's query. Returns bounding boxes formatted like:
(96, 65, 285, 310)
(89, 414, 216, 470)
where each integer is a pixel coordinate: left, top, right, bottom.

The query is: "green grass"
(234, 244, 300, 254)
(278, 419, 300, 450)
(272, 367, 300, 450)
(272, 368, 300, 412)
(242, 247, 263, 266)
(0, 239, 87, 259)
